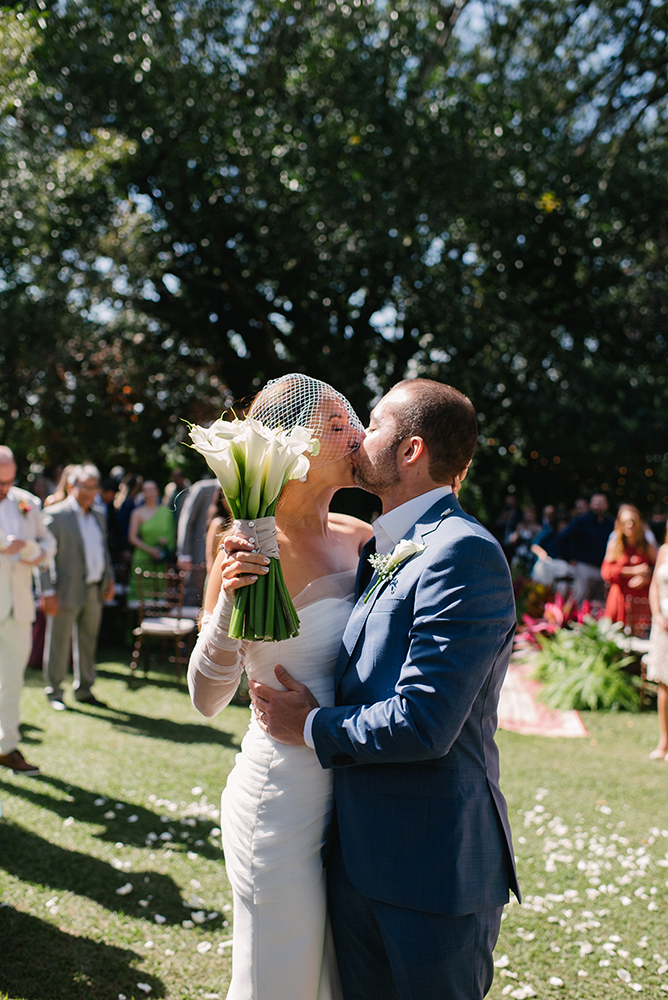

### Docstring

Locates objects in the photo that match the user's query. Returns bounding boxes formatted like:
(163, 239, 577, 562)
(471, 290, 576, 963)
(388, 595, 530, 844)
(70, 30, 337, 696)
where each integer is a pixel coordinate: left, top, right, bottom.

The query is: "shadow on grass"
(103, 703, 241, 747)
(0, 820, 192, 926)
(0, 904, 163, 1000)
(18, 722, 45, 746)
(0, 774, 224, 861)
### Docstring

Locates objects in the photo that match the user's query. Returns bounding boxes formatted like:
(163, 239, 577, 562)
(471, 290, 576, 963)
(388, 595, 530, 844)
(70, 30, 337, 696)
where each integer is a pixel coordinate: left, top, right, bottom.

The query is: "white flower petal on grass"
(182, 919, 194, 928)
(600, 960, 611, 967)
(578, 970, 589, 978)
(104, 811, 116, 820)
(154, 914, 166, 924)
(127, 815, 138, 823)
(191, 910, 206, 924)
(658, 964, 668, 975)
(137, 985, 151, 994)
(620, 897, 632, 906)
(94, 797, 106, 806)
(633, 958, 644, 968)
(618, 969, 632, 983)
(115, 883, 133, 896)
(217, 940, 233, 953)
(494, 955, 510, 969)
(629, 985, 643, 993)
(549, 977, 564, 987)
(144, 941, 153, 949)
(197, 941, 212, 954)
(63, 816, 74, 827)
(187, 851, 198, 860)
(511, 987, 537, 999)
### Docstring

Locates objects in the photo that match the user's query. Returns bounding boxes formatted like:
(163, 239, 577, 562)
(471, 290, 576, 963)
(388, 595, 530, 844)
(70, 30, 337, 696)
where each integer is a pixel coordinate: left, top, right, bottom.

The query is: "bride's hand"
(220, 533, 270, 594)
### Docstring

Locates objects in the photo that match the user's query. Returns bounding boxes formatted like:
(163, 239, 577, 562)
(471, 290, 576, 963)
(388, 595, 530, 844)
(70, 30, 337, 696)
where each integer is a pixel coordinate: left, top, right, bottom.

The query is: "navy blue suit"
(312, 495, 520, 998)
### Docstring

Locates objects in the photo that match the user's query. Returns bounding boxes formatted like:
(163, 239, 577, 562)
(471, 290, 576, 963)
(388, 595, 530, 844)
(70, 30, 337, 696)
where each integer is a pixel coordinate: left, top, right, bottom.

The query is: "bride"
(187, 374, 372, 1000)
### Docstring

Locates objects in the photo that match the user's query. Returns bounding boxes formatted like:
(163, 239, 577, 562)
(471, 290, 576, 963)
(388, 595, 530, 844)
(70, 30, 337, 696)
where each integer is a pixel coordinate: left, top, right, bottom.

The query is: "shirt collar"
(373, 486, 452, 555)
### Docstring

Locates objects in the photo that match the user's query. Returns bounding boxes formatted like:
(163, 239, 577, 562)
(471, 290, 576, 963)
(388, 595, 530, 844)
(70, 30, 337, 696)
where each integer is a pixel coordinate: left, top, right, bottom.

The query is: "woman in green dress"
(127, 481, 175, 601)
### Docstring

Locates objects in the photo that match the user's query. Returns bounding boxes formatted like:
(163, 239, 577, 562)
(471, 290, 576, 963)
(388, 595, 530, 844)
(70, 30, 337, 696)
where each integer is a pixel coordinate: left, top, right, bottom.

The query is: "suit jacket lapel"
(355, 537, 376, 599)
(335, 493, 462, 689)
(68, 507, 87, 566)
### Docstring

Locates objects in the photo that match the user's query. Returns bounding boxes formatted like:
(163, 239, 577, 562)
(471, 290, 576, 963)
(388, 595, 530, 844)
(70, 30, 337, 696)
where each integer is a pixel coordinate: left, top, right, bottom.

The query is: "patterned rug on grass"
(498, 658, 588, 738)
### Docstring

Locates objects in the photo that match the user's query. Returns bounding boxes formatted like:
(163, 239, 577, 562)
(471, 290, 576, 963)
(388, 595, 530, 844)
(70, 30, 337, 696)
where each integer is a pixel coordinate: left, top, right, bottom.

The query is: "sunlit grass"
(491, 713, 668, 998)
(1, 651, 667, 999)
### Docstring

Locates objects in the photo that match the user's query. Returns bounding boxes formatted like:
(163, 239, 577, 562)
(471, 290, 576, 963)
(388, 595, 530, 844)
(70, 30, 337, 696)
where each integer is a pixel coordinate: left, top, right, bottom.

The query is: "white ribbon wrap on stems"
(232, 517, 280, 560)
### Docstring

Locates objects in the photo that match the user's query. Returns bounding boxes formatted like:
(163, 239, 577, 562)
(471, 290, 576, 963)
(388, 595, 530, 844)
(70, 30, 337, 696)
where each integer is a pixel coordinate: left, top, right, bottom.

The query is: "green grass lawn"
(1, 648, 668, 999)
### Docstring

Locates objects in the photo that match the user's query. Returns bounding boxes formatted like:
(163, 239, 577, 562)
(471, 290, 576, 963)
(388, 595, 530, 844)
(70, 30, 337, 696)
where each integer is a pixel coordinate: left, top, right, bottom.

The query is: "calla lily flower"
(187, 413, 319, 640)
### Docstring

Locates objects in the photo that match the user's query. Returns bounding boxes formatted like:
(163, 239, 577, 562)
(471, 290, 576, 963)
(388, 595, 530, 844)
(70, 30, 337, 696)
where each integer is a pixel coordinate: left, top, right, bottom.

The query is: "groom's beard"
(353, 443, 401, 495)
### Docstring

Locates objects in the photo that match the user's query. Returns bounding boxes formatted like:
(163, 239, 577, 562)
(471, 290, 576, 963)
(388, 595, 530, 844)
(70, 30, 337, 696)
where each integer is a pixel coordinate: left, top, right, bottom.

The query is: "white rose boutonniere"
(364, 538, 426, 603)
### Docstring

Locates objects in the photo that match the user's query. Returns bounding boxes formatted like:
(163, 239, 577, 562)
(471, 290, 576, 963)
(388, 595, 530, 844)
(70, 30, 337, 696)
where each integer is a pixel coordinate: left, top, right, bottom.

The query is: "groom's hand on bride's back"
(250, 665, 319, 745)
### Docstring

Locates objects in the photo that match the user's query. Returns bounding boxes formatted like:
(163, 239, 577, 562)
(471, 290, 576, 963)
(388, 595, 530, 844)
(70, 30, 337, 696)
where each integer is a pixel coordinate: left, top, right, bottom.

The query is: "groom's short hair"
(388, 379, 478, 483)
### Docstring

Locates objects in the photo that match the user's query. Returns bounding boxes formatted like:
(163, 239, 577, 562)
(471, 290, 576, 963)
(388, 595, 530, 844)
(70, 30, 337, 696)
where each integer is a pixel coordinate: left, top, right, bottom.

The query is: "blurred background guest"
(508, 504, 542, 573)
(113, 474, 143, 555)
(557, 493, 613, 604)
(44, 464, 77, 508)
(601, 504, 655, 630)
(127, 480, 175, 601)
(163, 468, 190, 540)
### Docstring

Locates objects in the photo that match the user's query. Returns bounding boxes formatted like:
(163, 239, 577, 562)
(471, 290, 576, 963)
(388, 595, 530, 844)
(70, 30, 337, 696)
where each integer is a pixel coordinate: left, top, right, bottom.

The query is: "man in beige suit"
(41, 464, 114, 710)
(0, 446, 56, 775)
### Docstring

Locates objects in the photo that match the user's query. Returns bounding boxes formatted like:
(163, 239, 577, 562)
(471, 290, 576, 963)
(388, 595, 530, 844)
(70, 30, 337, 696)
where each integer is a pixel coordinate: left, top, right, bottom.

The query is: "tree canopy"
(1, 0, 667, 519)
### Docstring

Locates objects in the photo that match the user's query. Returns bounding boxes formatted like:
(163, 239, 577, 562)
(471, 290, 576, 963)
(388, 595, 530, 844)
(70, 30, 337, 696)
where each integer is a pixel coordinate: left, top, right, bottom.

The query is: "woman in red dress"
(601, 504, 655, 630)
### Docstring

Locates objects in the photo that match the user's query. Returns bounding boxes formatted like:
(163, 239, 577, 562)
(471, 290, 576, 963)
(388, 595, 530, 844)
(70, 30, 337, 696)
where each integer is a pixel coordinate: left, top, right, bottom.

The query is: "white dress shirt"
(303, 486, 453, 748)
(0, 494, 22, 544)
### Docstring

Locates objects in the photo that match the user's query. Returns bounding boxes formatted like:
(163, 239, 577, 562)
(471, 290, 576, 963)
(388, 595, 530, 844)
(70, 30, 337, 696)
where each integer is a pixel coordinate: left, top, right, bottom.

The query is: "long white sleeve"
(188, 587, 247, 717)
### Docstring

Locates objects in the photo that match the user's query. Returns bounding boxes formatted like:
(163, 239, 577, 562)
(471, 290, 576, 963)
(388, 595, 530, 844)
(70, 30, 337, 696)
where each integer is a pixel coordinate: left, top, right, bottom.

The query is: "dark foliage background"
(1, 0, 667, 522)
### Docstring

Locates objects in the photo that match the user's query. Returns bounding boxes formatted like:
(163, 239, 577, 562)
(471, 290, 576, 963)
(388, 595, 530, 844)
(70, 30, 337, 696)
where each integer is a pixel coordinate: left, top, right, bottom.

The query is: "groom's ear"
(398, 436, 426, 467)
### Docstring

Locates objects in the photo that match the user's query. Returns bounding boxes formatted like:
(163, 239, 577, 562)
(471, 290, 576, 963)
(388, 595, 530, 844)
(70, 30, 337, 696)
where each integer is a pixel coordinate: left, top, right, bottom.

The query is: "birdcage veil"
(248, 373, 364, 467)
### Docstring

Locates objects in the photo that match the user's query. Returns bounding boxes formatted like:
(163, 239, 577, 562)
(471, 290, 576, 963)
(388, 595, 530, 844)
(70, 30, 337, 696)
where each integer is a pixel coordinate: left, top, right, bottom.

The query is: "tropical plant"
(530, 616, 640, 712)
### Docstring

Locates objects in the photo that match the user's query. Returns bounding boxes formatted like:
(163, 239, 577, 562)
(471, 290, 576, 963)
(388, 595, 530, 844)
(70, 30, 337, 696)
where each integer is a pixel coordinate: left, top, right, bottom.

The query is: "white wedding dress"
(197, 571, 355, 1000)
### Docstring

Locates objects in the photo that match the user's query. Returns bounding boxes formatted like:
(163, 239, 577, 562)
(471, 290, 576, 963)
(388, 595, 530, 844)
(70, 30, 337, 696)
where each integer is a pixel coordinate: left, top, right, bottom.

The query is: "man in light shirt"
(251, 379, 520, 1000)
(0, 446, 56, 775)
(41, 464, 114, 710)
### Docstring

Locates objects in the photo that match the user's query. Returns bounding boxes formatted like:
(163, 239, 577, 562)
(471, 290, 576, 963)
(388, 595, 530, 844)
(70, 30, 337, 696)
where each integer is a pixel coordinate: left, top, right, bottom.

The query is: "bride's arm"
(188, 541, 268, 717)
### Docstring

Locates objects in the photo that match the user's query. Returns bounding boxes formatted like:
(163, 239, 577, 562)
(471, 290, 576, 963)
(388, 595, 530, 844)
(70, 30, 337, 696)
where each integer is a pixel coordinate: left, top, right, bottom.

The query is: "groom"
(252, 379, 520, 1000)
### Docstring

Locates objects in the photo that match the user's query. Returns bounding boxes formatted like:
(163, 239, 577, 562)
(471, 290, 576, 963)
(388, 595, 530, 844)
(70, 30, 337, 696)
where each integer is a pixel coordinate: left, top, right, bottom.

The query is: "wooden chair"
(129, 568, 197, 686)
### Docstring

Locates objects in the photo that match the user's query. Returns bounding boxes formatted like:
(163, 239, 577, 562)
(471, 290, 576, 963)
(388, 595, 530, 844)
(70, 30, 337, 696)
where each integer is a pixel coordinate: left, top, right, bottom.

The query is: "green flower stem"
(222, 481, 301, 642)
(253, 571, 267, 640)
(229, 585, 248, 641)
(265, 559, 276, 639)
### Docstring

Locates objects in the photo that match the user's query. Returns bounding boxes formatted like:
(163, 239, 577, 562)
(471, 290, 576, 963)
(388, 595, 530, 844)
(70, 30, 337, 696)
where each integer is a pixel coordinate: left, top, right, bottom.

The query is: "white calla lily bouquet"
(188, 415, 320, 641)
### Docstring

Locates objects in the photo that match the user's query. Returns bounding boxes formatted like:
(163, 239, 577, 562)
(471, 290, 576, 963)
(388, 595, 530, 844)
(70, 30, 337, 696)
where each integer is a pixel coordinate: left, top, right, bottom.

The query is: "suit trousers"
(0, 616, 32, 755)
(43, 583, 102, 700)
(328, 837, 503, 1000)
